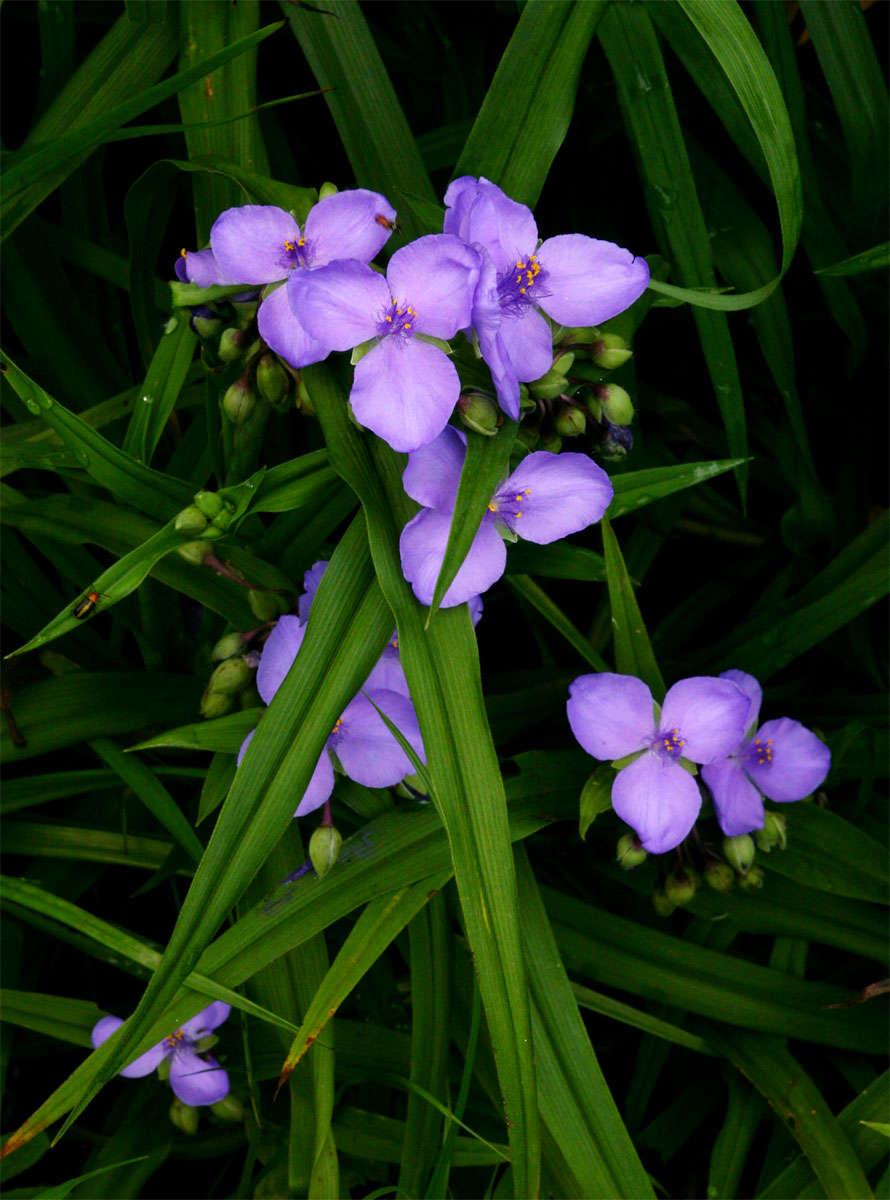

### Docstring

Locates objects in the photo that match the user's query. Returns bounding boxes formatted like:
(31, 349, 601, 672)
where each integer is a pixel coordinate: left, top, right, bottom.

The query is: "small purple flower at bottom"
(700, 669, 831, 836)
(399, 427, 613, 607)
(567, 673, 749, 853)
(237, 616, 426, 815)
(91, 1002, 230, 1107)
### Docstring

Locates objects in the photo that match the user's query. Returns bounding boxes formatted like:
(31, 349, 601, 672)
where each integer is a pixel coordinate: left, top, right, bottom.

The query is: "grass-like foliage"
(0, 2, 886, 1198)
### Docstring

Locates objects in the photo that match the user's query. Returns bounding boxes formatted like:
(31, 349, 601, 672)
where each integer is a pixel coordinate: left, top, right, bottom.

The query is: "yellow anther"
(487, 501, 498, 512)
(515, 493, 524, 502)
(385, 315, 392, 322)
(516, 275, 522, 284)
(180, 247, 187, 258)
(516, 260, 524, 269)
(524, 488, 531, 495)
(298, 237, 306, 246)
(284, 241, 294, 251)
(519, 287, 526, 294)
(515, 511, 522, 518)
(404, 323, 412, 330)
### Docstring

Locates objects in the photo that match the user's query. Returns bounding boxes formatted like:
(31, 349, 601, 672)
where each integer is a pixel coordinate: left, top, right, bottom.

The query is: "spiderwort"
(700, 669, 831, 836)
(566, 673, 750, 853)
(237, 616, 425, 815)
(443, 176, 650, 419)
(181, 191, 397, 367)
(399, 426, 613, 606)
(91, 1002, 230, 1107)
(287, 234, 481, 451)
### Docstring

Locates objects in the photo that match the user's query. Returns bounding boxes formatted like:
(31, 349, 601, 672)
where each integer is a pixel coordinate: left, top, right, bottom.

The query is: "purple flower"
(700, 669, 832, 836)
(91, 1002, 230, 1107)
(288, 235, 482, 451)
(238, 616, 425, 814)
(175, 247, 224, 287)
(443, 176, 650, 419)
(399, 427, 613, 607)
(195, 191, 396, 368)
(567, 673, 750, 853)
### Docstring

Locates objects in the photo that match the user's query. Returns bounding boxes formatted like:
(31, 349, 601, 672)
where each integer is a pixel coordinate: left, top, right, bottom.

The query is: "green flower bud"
(297, 379, 316, 415)
(553, 403, 587, 438)
(616, 833, 647, 870)
(559, 326, 598, 350)
(704, 861, 736, 893)
(739, 864, 765, 892)
(592, 332, 633, 371)
(457, 391, 500, 436)
(755, 811, 787, 853)
(723, 833, 756, 875)
(540, 432, 563, 454)
(256, 353, 290, 408)
(211, 631, 245, 662)
(218, 327, 247, 363)
(169, 1097, 200, 1135)
(202, 524, 226, 540)
(231, 298, 258, 329)
(248, 589, 287, 622)
(239, 683, 263, 710)
(157, 1056, 171, 1081)
(192, 312, 223, 340)
(595, 383, 635, 426)
(193, 490, 224, 520)
(318, 181, 339, 200)
(652, 889, 675, 918)
(176, 539, 212, 565)
(309, 824, 342, 880)
(518, 383, 535, 411)
(200, 688, 235, 719)
(664, 869, 699, 907)
(222, 377, 256, 425)
(207, 656, 252, 696)
(530, 351, 574, 402)
(174, 505, 209, 536)
(211, 1093, 245, 1123)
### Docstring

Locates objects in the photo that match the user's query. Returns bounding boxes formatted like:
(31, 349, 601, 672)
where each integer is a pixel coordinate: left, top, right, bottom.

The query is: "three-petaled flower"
(91, 1002, 231, 1107)
(567, 673, 750, 853)
(700, 669, 831, 836)
(443, 176, 650, 419)
(287, 234, 481, 451)
(399, 426, 613, 607)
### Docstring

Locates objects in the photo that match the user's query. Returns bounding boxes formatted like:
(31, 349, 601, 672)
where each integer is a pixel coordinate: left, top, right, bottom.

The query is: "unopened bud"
(723, 833, 756, 875)
(191, 307, 223, 340)
(248, 589, 287, 622)
(174, 505, 209, 536)
(211, 1093, 244, 1122)
(200, 689, 235, 719)
(559, 326, 598, 350)
(296, 378, 316, 415)
(207, 656, 252, 696)
(169, 1097, 200, 1135)
(595, 383, 635, 426)
(664, 869, 699, 907)
(218, 327, 248, 363)
(256, 353, 290, 408)
(530, 352, 574, 401)
(592, 332, 633, 371)
(223, 377, 256, 425)
(755, 811, 787, 853)
(457, 391, 500, 436)
(652, 889, 675, 918)
(739, 865, 765, 892)
(177, 539, 212, 565)
(309, 824, 342, 879)
(553, 403, 587, 438)
(211, 631, 245, 662)
(616, 833, 647, 870)
(704, 861, 735, 893)
(600, 420, 634, 461)
(231, 297, 258, 329)
(318, 181, 338, 200)
(540, 432, 563, 454)
(193, 490, 224, 520)
(202, 524, 226, 540)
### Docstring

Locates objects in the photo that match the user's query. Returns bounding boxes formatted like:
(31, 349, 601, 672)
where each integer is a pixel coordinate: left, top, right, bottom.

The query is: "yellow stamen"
(298, 237, 306, 246)
(487, 501, 498, 512)
(180, 248, 187, 258)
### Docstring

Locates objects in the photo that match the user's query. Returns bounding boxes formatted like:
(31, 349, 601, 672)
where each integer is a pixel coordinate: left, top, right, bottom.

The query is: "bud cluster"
(174, 489, 236, 541)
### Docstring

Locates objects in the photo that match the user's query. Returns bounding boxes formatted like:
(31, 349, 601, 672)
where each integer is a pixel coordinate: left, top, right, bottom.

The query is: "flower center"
(165, 1029, 187, 1050)
(497, 254, 545, 314)
(488, 485, 531, 525)
(280, 237, 311, 271)
(655, 728, 686, 759)
(378, 298, 417, 339)
(748, 736, 773, 767)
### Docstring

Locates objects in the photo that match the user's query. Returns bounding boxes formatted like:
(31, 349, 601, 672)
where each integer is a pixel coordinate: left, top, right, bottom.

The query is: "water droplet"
(651, 184, 674, 211)
(141, 393, 155, 406)
(74, 447, 90, 468)
(24, 400, 40, 415)
(635, 70, 653, 93)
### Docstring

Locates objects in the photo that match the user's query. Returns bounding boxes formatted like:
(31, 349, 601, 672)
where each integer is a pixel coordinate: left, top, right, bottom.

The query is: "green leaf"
(708, 1075, 764, 1200)
(0, 673, 201, 764)
(1, 821, 177, 872)
(31, 1156, 150, 1200)
(760, 803, 889, 905)
(504, 541, 605, 582)
(121, 310, 198, 463)
(608, 458, 748, 520)
(455, 0, 608, 208)
(505, 575, 608, 671)
(427, 421, 516, 621)
(710, 1032, 873, 1200)
(816, 242, 890, 277)
(601, 516, 665, 698)
(130, 709, 258, 754)
(578, 764, 614, 839)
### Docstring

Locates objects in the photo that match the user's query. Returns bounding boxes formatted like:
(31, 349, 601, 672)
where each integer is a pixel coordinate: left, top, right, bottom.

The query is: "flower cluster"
(237, 562, 428, 815)
(567, 669, 830, 854)
(91, 1002, 231, 1107)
